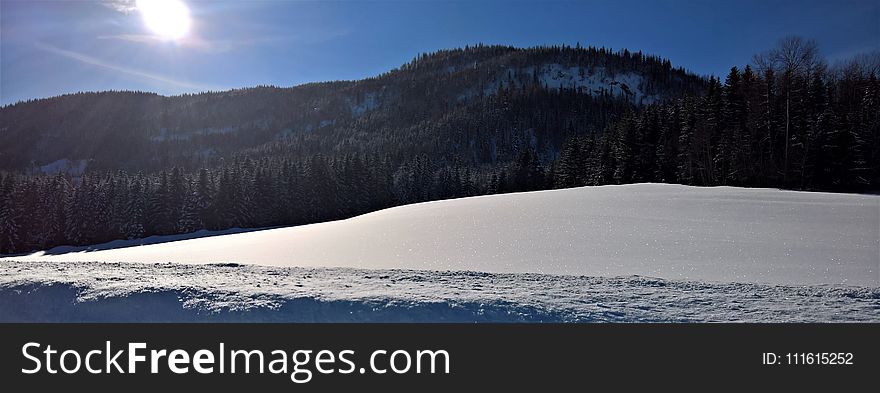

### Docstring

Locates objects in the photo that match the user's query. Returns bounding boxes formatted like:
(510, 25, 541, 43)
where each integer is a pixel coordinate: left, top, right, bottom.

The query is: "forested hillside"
(554, 40, 880, 191)
(1, 41, 877, 254)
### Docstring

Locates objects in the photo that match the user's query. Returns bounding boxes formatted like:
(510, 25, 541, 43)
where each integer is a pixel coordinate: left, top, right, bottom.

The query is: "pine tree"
(676, 99, 697, 184)
(195, 168, 215, 229)
(123, 177, 146, 239)
(0, 175, 22, 254)
(721, 67, 745, 184)
(698, 77, 723, 185)
(554, 138, 582, 188)
(756, 67, 776, 183)
(859, 73, 880, 186)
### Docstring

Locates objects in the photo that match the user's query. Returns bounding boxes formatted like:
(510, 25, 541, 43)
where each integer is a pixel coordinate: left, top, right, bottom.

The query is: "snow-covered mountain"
(7, 183, 878, 287)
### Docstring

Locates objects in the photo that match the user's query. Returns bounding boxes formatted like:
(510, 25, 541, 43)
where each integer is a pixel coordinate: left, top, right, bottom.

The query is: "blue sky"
(1, 0, 878, 105)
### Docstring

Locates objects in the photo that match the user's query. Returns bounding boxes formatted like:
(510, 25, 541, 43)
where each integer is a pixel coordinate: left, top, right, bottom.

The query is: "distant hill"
(0, 44, 704, 173)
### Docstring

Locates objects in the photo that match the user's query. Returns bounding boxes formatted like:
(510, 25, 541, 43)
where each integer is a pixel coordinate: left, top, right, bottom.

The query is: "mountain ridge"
(0, 44, 705, 173)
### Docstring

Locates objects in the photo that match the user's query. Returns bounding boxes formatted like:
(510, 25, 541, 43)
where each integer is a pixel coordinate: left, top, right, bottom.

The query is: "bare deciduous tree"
(754, 37, 825, 184)
(833, 50, 880, 81)
(769, 36, 823, 77)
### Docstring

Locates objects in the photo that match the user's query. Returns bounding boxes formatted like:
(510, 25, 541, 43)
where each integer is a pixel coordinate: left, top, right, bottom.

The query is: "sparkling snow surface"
(6, 184, 879, 286)
(1, 262, 877, 322)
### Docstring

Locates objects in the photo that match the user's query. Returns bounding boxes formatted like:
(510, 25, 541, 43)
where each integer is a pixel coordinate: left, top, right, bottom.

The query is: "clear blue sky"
(2, 0, 878, 105)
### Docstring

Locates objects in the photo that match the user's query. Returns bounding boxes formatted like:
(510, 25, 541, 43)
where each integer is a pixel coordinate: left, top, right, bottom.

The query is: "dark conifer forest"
(1, 41, 878, 254)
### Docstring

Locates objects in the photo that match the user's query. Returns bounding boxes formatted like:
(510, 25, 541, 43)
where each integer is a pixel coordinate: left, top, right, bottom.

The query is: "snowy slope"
(5, 184, 878, 286)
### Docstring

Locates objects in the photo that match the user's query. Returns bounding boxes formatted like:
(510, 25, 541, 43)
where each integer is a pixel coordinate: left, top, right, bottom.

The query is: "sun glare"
(136, 0, 191, 41)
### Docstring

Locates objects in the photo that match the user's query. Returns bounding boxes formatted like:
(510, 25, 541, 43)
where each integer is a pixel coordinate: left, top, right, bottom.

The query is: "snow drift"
(6, 183, 879, 286)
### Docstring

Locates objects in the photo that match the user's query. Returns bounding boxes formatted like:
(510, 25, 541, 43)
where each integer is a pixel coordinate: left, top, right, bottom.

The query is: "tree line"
(553, 37, 879, 190)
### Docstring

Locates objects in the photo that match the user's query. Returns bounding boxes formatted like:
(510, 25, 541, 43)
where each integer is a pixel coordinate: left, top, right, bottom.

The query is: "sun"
(136, 0, 191, 41)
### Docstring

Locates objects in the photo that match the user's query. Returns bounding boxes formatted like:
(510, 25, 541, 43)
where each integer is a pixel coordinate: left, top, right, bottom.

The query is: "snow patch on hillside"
(2, 261, 877, 322)
(37, 158, 88, 176)
(533, 64, 657, 104)
(350, 92, 380, 117)
(150, 126, 243, 142)
(471, 64, 658, 105)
